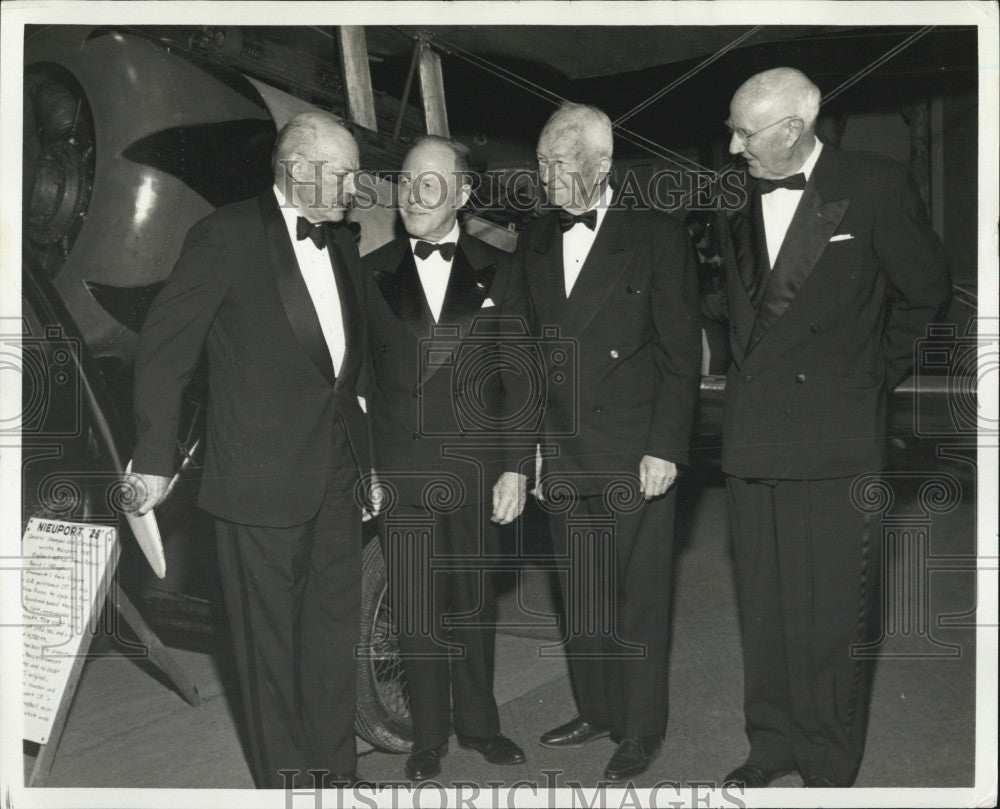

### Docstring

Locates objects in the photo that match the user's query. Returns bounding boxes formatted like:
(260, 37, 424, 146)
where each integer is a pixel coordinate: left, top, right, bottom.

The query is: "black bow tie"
(413, 240, 457, 261)
(296, 216, 331, 249)
(757, 173, 807, 194)
(557, 209, 598, 233)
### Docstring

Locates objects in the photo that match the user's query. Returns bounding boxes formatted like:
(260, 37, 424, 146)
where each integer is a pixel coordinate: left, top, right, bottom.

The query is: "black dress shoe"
(539, 716, 610, 748)
(803, 774, 841, 788)
(723, 763, 793, 788)
(404, 743, 448, 782)
(604, 735, 662, 781)
(456, 732, 526, 765)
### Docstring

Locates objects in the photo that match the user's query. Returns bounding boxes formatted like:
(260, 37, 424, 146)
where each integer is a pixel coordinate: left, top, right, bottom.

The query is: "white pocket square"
(481, 297, 496, 308)
(829, 233, 854, 242)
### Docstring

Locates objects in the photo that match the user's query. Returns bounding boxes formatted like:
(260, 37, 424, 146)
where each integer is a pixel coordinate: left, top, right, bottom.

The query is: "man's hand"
(363, 468, 383, 523)
(492, 472, 528, 525)
(638, 455, 677, 500)
(123, 472, 174, 516)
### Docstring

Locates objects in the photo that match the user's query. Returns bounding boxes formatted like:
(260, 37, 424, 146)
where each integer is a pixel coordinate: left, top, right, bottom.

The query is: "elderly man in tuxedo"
(712, 68, 950, 788)
(362, 135, 532, 782)
(522, 102, 701, 780)
(128, 112, 370, 788)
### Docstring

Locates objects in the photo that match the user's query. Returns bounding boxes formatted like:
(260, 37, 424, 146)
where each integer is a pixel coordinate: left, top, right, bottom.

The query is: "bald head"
(732, 68, 821, 131)
(727, 67, 820, 180)
(272, 111, 359, 222)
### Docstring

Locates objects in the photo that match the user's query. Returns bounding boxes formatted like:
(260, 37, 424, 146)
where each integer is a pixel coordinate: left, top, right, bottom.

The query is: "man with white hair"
(713, 67, 950, 788)
(522, 102, 701, 780)
(129, 111, 371, 787)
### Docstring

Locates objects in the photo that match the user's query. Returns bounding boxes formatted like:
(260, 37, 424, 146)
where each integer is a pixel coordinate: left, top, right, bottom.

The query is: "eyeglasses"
(724, 115, 800, 144)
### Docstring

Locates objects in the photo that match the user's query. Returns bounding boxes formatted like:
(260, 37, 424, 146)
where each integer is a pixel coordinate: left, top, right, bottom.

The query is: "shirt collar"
(563, 184, 613, 233)
(274, 184, 302, 234)
(797, 139, 823, 181)
(409, 220, 461, 256)
(592, 184, 613, 230)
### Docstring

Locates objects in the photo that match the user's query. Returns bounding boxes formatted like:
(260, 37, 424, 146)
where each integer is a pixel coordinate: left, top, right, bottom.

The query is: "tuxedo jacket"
(521, 206, 702, 496)
(361, 231, 535, 507)
(133, 191, 370, 527)
(712, 145, 950, 480)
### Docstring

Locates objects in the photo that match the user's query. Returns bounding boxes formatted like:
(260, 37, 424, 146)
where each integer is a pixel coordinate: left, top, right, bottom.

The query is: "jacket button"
(744, 374, 752, 382)
(380, 344, 390, 353)
(412, 432, 421, 440)
(810, 323, 820, 334)
(609, 349, 619, 359)
(593, 404, 603, 414)
(796, 373, 807, 383)
(412, 388, 421, 398)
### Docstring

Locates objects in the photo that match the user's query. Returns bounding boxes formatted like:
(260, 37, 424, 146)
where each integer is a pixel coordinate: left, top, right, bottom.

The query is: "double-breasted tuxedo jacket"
(361, 230, 534, 748)
(522, 206, 702, 493)
(362, 231, 534, 507)
(713, 145, 951, 480)
(710, 144, 950, 784)
(133, 190, 370, 785)
(520, 204, 701, 738)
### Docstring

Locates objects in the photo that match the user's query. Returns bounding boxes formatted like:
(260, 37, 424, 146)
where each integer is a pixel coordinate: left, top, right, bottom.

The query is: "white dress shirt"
(274, 186, 346, 375)
(410, 221, 460, 322)
(563, 185, 613, 297)
(760, 140, 823, 269)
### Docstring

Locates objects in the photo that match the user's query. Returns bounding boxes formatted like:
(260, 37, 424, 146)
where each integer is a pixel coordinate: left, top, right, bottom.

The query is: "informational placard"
(21, 518, 119, 745)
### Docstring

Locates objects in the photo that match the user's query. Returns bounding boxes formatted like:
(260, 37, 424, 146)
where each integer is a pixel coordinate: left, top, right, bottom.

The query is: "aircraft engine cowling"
(24, 26, 276, 365)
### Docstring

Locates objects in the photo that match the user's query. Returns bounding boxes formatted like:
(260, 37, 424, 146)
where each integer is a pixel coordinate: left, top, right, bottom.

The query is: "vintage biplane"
(20, 21, 975, 754)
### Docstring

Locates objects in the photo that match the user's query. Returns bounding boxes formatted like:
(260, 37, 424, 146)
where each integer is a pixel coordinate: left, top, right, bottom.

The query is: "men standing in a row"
(361, 135, 532, 782)
(523, 103, 702, 780)
(714, 68, 950, 788)
(128, 112, 370, 788)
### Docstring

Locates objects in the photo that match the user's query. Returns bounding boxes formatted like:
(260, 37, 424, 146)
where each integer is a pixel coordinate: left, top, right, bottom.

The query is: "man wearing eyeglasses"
(712, 67, 950, 788)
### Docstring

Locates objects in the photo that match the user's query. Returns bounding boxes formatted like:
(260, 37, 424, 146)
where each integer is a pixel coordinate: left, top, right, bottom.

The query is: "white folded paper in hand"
(124, 460, 167, 579)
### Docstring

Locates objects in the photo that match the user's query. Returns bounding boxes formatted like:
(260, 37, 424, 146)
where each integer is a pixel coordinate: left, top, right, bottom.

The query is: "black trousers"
(381, 502, 501, 749)
(726, 475, 881, 786)
(215, 421, 360, 788)
(548, 490, 676, 739)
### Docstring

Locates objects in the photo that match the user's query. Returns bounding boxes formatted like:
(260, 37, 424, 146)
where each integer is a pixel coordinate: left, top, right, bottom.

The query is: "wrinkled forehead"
(729, 89, 783, 128)
(537, 122, 588, 159)
(402, 142, 458, 176)
(312, 128, 359, 168)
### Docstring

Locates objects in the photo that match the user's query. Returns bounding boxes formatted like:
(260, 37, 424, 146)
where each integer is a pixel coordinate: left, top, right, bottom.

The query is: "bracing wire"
(822, 26, 935, 105)
(613, 27, 764, 127)
(399, 25, 939, 211)
(416, 29, 712, 174)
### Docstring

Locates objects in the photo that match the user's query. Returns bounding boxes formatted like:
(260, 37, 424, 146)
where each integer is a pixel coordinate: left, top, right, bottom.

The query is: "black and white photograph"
(1, 2, 997, 808)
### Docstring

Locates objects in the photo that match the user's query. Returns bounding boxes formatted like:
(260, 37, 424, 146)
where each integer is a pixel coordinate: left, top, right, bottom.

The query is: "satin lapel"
(565, 208, 634, 336)
(420, 234, 500, 388)
(327, 227, 358, 392)
(438, 236, 498, 325)
(373, 237, 435, 339)
(258, 194, 336, 387)
(728, 184, 761, 303)
(747, 179, 850, 353)
(525, 214, 566, 330)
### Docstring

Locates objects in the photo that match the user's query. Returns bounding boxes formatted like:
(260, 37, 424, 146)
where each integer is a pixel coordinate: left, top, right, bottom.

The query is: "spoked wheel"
(355, 537, 413, 752)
